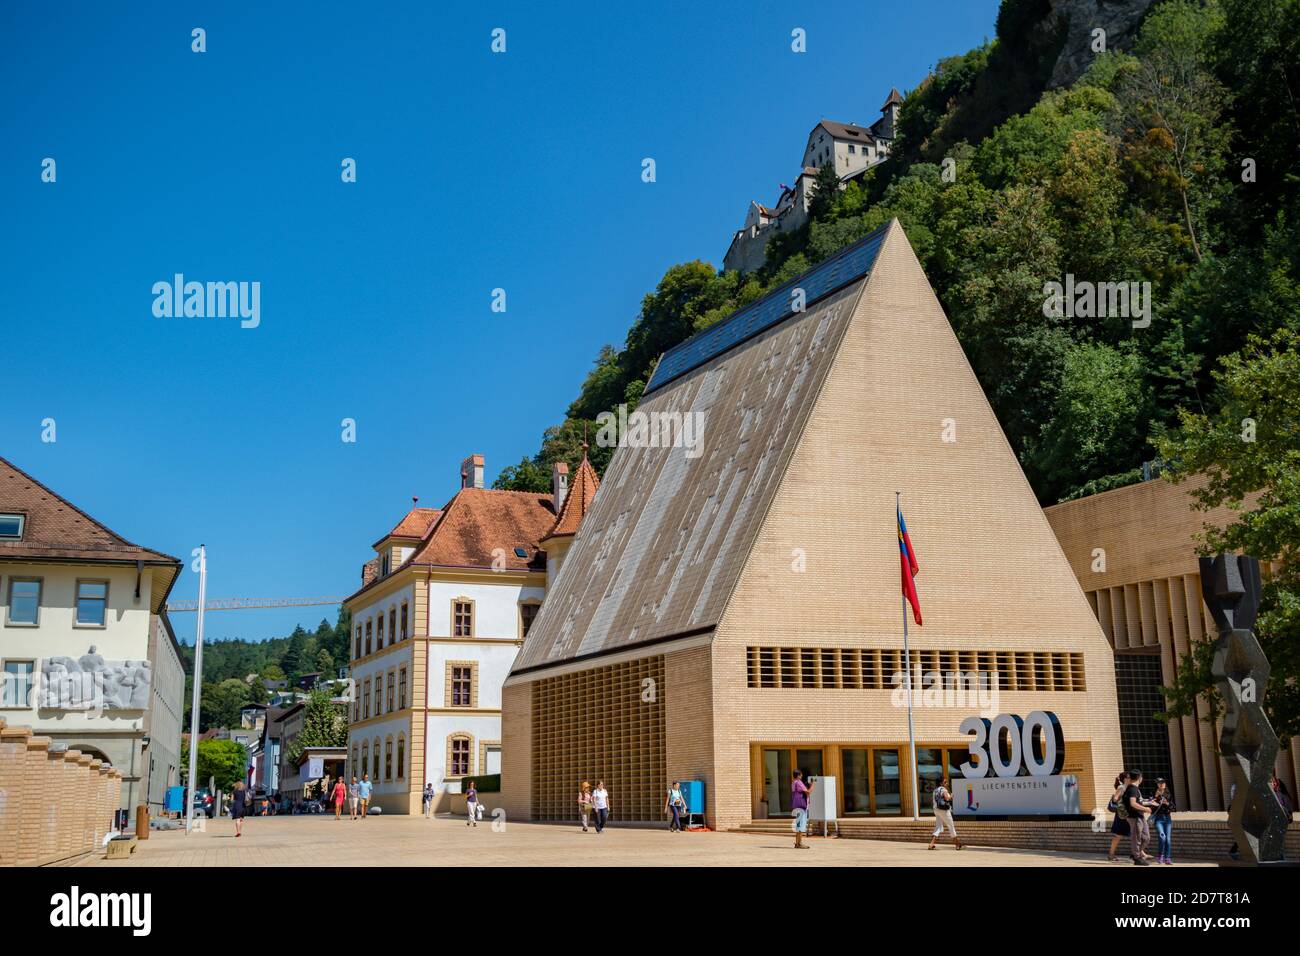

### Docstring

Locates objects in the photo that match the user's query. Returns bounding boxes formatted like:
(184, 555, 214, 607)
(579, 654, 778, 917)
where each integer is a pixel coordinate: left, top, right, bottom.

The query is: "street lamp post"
(185, 545, 207, 834)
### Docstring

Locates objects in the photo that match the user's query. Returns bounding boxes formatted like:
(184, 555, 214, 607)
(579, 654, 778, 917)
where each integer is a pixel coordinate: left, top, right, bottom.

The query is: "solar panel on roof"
(644, 224, 888, 394)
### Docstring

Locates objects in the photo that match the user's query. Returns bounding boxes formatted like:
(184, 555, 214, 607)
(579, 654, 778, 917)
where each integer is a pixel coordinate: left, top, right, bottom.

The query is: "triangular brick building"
(500, 221, 1121, 830)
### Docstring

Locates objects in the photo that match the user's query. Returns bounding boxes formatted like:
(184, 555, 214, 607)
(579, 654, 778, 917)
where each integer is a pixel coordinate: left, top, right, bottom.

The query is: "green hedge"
(467, 773, 500, 793)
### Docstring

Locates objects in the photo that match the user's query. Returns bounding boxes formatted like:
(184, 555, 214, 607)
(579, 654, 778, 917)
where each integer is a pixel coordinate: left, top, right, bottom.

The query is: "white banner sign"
(954, 774, 1080, 815)
(307, 757, 324, 779)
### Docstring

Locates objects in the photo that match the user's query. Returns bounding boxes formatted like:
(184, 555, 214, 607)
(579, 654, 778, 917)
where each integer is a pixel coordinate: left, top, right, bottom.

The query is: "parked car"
(189, 788, 216, 818)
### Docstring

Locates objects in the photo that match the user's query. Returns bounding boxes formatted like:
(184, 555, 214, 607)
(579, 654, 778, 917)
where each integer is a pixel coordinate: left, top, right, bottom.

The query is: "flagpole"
(185, 545, 206, 834)
(897, 492, 920, 821)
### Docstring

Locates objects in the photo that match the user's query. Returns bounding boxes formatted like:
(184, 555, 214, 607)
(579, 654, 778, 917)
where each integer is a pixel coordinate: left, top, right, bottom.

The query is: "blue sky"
(0, 0, 1001, 642)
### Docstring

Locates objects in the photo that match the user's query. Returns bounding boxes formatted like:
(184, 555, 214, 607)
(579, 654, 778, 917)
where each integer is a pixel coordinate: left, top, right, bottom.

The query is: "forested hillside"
(178, 610, 352, 731)
(496, 0, 1299, 507)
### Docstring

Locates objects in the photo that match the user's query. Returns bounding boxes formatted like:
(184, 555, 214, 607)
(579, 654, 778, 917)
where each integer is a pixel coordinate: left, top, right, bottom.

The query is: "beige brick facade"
(502, 222, 1123, 829)
(0, 718, 128, 866)
(1046, 477, 1299, 810)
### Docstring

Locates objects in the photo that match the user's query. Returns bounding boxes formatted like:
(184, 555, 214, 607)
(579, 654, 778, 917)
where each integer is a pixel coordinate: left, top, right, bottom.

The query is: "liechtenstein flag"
(898, 506, 922, 626)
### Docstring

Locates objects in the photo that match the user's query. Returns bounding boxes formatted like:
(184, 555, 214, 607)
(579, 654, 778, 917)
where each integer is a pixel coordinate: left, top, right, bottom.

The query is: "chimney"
(552, 461, 569, 513)
(460, 453, 485, 490)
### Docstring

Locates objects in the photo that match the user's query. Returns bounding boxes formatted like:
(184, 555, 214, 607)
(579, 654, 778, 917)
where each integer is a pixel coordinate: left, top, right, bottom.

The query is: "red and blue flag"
(898, 506, 922, 626)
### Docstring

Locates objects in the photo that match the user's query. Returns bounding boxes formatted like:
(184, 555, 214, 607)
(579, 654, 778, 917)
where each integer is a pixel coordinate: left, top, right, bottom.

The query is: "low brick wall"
(737, 815, 1300, 861)
(0, 718, 124, 866)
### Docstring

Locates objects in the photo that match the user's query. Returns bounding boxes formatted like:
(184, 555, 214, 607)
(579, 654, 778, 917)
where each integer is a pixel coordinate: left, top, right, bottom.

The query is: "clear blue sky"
(0, 0, 1000, 643)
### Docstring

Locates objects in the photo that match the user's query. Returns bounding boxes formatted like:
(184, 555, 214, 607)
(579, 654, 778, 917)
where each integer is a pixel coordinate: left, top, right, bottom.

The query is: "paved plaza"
(71, 814, 1213, 867)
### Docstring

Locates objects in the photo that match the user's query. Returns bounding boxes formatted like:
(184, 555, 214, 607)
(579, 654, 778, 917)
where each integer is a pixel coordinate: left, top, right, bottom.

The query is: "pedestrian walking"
(1107, 772, 1130, 861)
(465, 780, 478, 827)
(578, 780, 593, 831)
(423, 783, 435, 819)
(791, 769, 813, 849)
(664, 781, 687, 832)
(358, 773, 373, 818)
(1150, 778, 1175, 864)
(592, 781, 610, 833)
(928, 778, 963, 850)
(332, 777, 347, 821)
(230, 780, 248, 838)
(1124, 770, 1152, 865)
(348, 777, 360, 820)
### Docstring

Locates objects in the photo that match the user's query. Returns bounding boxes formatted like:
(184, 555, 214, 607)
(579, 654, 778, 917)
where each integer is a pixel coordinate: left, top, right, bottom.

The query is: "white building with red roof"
(342, 451, 597, 813)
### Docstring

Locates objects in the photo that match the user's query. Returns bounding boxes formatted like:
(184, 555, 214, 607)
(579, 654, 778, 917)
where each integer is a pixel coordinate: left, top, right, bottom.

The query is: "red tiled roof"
(346, 487, 555, 603)
(411, 488, 554, 571)
(0, 455, 181, 567)
(542, 452, 600, 541)
(372, 506, 442, 547)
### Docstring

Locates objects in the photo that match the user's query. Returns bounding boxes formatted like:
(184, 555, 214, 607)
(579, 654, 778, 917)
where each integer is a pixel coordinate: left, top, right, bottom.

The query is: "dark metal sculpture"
(1199, 554, 1289, 864)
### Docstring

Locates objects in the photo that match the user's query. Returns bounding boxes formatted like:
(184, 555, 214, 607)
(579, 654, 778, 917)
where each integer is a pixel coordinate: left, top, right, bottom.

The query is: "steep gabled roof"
(542, 450, 600, 542)
(347, 487, 555, 603)
(816, 119, 880, 142)
(0, 457, 181, 611)
(881, 87, 903, 109)
(410, 488, 553, 571)
(512, 226, 890, 673)
(372, 506, 442, 548)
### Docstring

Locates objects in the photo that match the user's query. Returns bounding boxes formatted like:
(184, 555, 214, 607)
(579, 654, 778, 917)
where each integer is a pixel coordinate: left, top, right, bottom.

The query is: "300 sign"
(958, 710, 1065, 779)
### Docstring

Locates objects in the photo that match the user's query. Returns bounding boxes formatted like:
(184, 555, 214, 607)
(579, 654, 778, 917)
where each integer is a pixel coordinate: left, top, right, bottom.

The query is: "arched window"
(351, 743, 359, 776)
(361, 741, 369, 778)
(372, 737, 381, 780)
(397, 735, 406, 780)
(384, 736, 393, 781)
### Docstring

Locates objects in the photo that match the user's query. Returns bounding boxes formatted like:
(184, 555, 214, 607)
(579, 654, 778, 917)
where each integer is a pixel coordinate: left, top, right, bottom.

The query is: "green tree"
(181, 738, 248, 792)
(1116, 0, 1232, 263)
(281, 626, 307, 679)
(200, 677, 252, 731)
(286, 688, 348, 766)
(1155, 328, 1300, 739)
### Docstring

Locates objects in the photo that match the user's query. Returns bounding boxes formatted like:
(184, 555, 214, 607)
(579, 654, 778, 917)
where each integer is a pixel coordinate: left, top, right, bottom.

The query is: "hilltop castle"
(723, 89, 902, 274)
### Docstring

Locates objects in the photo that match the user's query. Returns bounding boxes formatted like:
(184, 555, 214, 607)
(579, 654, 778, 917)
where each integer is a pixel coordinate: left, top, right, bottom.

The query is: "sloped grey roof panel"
(513, 277, 868, 672)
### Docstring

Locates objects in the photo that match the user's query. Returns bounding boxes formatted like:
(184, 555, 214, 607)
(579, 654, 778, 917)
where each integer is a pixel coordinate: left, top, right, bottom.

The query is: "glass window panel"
(762, 749, 792, 816)
(916, 747, 944, 816)
(2, 661, 33, 706)
(76, 581, 107, 625)
(872, 749, 902, 815)
(842, 748, 871, 814)
(9, 580, 41, 624)
(0, 515, 23, 538)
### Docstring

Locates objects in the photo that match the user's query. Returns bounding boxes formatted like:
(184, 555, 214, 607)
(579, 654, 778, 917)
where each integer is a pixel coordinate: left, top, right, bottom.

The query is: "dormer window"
(381, 553, 391, 576)
(0, 514, 24, 539)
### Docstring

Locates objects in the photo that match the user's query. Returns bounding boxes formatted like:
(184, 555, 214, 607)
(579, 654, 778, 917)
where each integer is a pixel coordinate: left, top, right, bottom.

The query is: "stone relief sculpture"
(40, 646, 152, 712)
(1198, 555, 1290, 865)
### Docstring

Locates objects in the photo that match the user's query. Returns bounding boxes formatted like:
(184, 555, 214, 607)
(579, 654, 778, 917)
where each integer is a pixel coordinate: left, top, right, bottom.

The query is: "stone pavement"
(71, 814, 1213, 867)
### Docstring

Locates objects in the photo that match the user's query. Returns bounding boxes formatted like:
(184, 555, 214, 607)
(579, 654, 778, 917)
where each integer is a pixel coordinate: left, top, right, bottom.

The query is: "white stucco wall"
(0, 562, 155, 735)
(426, 579, 544, 639)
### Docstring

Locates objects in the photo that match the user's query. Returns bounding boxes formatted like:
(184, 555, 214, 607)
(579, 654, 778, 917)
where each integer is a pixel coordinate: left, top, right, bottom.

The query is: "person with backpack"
(664, 781, 688, 832)
(928, 778, 963, 850)
(422, 782, 435, 819)
(577, 780, 594, 832)
(1107, 772, 1130, 862)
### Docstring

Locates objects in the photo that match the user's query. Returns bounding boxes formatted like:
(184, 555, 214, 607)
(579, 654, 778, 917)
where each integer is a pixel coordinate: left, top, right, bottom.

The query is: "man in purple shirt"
(791, 770, 814, 849)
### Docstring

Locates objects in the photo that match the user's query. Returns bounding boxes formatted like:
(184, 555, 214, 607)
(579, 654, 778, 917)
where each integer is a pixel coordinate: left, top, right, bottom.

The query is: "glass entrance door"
(761, 747, 824, 816)
(762, 749, 792, 816)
